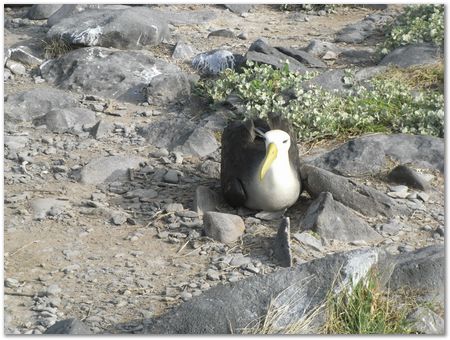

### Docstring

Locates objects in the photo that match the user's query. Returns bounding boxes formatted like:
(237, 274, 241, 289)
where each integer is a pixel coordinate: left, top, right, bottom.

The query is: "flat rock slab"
(301, 165, 410, 218)
(40, 47, 187, 103)
(144, 248, 379, 334)
(305, 134, 444, 175)
(300, 192, 382, 242)
(34, 108, 97, 132)
(47, 7, 168, 49)
(4, 87, 80, 123)
(79, 155, 145, 185)
(379, 43, 442, 68)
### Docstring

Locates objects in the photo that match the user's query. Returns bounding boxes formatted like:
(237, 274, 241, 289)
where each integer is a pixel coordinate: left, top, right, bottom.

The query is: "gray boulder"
(27, 4, 63, 20)
(407, 307, 444, 335)
(90, 120, 113, 139)
(7, 40, 44, 66)
(5, 60, 26, 75)
(174, 127, 219, 158)
(387, 165, 431, 192)
(303, 69, 349, 92)
(194, 186, 219, 216)
(275, 46, 327, 68)
(45, 318, 92, 334)
(40, 47, 189, 103)
(300, 192, 382, 242)
(306, 137, 386, 176)
(144, 247, 379, 334)
(208, 29, 236, 39)
(335, 20, 376, 44)
(305, 134, 444, 175)
(79, 155, 145, 185)
(192, 50, 243, 75)
(47, 4, 130, 26)
(172, 41, 197, 60)
(339, 49, 376, 66)
(384, 244, 444, 303)
(153, 9, 216, 26)
(30, 198, 70, 220)
(223, 4, 253, 15)
(301, 165, 410, 218)
(145, 72, 191, 106)
(47, 7, 168, 49)
(4, 135, 29, 151)
(137, 116, 196, 150)
(379, 43, 442, 68)
(4, 87, 79, 122)
(304, 39, 342, 58)
(203, 212, 245, 244)
(35, 108, 97, 132)
(247, 39, 308, 73)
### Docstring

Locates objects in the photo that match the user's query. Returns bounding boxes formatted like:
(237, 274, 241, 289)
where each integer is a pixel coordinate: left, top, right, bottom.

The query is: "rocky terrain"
(3, 4, 444, 334)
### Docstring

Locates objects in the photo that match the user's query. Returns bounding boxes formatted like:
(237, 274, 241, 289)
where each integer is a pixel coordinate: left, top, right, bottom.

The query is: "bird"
(220, 113, 302, 212)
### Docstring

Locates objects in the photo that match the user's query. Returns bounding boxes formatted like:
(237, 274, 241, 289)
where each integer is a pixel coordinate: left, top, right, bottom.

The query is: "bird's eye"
(282, 139, 288, 144)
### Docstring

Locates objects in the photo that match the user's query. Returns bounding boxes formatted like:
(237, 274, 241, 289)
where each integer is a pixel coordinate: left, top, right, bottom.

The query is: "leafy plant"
(197, 61, 444, 141)
(379, 4, 444, 55)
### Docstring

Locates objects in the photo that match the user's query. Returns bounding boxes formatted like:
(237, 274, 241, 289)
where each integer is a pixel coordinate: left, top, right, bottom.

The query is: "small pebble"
(5, 278, 20, 288)
(180, 291, 192, 301)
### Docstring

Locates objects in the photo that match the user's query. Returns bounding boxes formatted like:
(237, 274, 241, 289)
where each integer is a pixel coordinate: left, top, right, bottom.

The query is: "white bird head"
(259, 129, 291, 180)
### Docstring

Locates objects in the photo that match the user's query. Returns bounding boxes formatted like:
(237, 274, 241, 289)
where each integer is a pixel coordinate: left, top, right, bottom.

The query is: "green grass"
(323, 271, 414, 334)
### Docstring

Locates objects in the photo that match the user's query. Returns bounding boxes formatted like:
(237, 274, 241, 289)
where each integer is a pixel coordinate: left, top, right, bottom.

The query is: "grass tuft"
(42, 37, 73, 59)
(323, 270, 414, 334)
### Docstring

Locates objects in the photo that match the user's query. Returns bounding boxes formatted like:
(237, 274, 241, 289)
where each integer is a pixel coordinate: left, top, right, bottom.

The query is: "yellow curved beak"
(259, 143, 278, 181)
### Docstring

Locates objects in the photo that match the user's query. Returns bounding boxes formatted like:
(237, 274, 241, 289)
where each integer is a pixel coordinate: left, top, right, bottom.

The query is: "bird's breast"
(245, 161, 300, 211)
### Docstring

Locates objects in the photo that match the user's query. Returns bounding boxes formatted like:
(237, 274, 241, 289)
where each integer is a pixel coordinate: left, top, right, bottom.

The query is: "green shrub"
(380, 4, 444, 54)
(197, 62, 444, 141)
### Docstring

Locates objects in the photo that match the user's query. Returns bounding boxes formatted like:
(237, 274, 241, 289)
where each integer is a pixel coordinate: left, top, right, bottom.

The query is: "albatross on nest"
(220, 114, 302, 212)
